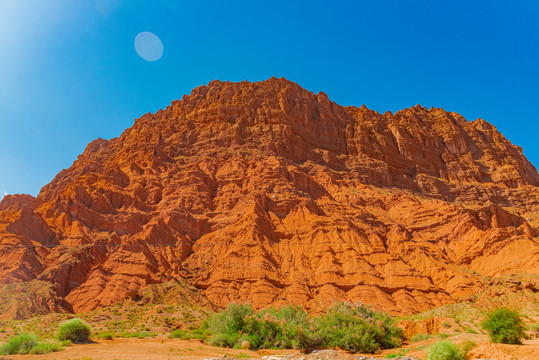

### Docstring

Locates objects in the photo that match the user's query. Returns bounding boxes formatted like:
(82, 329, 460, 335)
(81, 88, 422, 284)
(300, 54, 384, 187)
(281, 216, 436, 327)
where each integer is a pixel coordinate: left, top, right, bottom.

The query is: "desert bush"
(0, 333, 63, 355)
(208, 303, 253, 335)
(427, 341, 465, 360)
(410, 333, 432, 342)
(204, 302, 401, 353)
(206, 303, 254, 348)
(191, 325, 211, 340)
(207, 303, 310, 349)
(315, 303, 402, 353)
(168, 329, 192, 340)
(385, 348, 409, 358)
(28, 340, 63, 354)
(481, 307, 525, 344)
(97, 332, 115, 340)
(119, 331, 156, 338)
(208, 332, 241, 348)
(57, 318, 91, 343)
(0, 333, 39, 354)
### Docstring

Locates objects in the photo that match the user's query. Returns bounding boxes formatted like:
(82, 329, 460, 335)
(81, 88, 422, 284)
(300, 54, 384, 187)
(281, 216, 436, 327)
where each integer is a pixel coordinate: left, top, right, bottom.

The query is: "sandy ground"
(1, 336, 538, 360)
(0, 338, 265, 360)
(466, 339, 539, 360)
(399, 334, 539, 360)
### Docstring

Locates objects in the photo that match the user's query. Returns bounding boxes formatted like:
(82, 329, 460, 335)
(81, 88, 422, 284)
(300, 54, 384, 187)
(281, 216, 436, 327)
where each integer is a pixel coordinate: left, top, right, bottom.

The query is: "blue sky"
(1, 0, 538, 197)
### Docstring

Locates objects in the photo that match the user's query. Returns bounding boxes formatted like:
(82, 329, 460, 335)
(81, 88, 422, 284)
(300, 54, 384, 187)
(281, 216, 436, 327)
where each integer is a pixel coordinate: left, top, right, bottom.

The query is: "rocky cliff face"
(1, 77, 538, 318)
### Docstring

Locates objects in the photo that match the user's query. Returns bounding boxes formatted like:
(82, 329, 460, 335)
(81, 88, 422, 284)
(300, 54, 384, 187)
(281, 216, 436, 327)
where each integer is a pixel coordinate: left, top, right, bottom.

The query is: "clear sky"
(1, 0, 538, 197)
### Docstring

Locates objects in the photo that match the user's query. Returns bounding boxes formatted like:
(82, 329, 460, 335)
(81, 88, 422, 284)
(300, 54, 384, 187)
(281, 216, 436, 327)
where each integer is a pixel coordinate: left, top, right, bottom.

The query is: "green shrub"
(481, 307, 525, 344)
(208, 332, 240, 348)
(427, 341, 465, 360)
(97, 332, 115, 340)
(203, 302, 402, 353)
(206, 304, 306, 349)
(0, 333, 63, 355)
(119, 331, 156, 338)
(28, 341, 63, 355)
(314, 303, 402, 353)
(168, 329, 192, 340)
(208, 303, 253, 335)
(245, 316, 287, 349)
(410, 333, 432, 342)
(137, 331, 157, 338)
(0, 333, 39, 354)
(57, 318, 91, 343)
(191, 325, 211, 341)
(385, 348, 409, 358)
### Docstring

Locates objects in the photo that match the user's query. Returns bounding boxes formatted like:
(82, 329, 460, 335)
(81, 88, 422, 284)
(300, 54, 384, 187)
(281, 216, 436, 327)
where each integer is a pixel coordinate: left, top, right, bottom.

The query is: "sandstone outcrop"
(1, 77, 538, 317)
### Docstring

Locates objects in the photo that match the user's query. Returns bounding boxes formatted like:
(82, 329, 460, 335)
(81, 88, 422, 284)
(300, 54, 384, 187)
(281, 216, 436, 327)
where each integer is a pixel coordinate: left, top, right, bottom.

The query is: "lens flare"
(134, 32, 163, 61)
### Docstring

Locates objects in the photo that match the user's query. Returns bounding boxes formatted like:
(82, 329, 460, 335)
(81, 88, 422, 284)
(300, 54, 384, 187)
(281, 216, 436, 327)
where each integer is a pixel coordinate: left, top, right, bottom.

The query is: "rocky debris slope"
(1, 77, 538, 317)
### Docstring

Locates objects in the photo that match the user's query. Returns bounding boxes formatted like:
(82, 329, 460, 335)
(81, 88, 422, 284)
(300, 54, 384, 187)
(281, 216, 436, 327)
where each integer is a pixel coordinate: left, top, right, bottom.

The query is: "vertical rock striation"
(0, 77, 538, 317)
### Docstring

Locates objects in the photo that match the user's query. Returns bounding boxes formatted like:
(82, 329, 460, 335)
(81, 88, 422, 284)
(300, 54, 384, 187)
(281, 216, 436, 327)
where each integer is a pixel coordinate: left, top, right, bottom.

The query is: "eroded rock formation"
(1, 78, 538, 318)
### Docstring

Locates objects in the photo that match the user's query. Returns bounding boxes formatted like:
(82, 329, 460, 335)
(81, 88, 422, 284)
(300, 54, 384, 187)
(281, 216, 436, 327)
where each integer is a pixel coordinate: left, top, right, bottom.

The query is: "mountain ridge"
(1, 77, 538, 319)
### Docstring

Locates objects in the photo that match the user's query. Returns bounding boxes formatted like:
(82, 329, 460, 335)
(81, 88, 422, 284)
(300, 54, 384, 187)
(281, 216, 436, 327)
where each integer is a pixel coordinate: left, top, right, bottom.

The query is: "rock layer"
(1, 77, 538, 317)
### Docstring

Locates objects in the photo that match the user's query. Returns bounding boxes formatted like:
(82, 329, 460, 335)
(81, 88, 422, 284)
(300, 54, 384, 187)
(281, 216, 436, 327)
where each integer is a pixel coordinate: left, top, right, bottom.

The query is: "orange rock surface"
(1, 77, 538, 317)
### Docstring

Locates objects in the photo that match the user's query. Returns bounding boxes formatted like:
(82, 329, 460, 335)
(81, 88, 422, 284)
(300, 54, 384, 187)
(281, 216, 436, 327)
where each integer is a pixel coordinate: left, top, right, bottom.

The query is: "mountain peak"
(1, 79, 538, 317)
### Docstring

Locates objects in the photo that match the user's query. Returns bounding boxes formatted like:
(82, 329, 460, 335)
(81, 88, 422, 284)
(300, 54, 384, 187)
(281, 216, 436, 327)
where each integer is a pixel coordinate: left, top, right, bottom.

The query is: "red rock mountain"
(1, 77, 538, 318)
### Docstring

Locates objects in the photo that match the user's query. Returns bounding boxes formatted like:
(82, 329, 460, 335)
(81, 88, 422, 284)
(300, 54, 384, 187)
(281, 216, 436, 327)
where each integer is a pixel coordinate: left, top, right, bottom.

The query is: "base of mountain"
(0, 297, 538, 360)
(0, 334, 538, 359)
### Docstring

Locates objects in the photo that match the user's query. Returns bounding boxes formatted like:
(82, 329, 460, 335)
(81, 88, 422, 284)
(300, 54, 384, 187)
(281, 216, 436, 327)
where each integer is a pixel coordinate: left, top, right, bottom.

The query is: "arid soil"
(1, 77, 538, 318)
(1, 336, 538, 360)
(1, 337, 263, 360)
